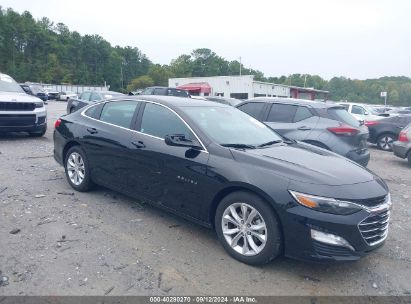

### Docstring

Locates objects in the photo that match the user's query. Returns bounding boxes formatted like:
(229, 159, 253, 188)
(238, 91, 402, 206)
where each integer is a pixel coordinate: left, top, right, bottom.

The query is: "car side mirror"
(165, 134, 202, 149)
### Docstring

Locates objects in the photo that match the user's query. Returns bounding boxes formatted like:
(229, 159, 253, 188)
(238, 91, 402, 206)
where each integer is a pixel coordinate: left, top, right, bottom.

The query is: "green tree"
(127, 75, 154, 92)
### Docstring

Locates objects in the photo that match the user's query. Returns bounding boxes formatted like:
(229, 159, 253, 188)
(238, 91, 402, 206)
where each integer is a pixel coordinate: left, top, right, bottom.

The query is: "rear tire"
(377, 133, 396, 151)
(64, 146, 92, 192)
(215, 191, 282, 265)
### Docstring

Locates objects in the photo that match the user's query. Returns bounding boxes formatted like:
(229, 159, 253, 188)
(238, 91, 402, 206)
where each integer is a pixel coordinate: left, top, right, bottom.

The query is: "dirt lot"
(0, 101, 410, 296)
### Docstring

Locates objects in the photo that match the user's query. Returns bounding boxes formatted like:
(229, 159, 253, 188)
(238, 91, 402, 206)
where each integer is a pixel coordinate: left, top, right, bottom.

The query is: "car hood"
(0, 92, 42, 102)
(231, 142, 375, 186)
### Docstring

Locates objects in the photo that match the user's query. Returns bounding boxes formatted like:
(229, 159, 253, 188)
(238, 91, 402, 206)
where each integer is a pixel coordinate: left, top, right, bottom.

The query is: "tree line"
(0, 7, 410, 106)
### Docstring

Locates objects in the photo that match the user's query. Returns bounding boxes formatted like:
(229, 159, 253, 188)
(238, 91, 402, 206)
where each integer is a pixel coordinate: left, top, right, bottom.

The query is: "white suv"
(338, 102, 384, 122)
(0, 73, 47, 137)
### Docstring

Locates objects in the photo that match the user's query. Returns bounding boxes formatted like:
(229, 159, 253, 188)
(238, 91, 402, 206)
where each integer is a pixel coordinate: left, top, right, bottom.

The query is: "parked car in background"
(0, 73, 47, 137)
(54, 96, 391, 264)
(204, 96, 243, 106)
(58, 91, 77, 101)
(392, 123, 411, 165)
(139, 86, 190, 98)
(236, 98, 370, 166)
(338, 102, 385, 122)
(44, 89, 59, 100)
(20, 84, 48, 102)
(365, 115, 411, 151)
(67, 90, 125, 114)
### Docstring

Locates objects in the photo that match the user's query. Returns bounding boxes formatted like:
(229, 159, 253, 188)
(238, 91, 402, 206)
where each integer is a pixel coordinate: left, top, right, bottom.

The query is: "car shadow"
(0, 132, 49, 141)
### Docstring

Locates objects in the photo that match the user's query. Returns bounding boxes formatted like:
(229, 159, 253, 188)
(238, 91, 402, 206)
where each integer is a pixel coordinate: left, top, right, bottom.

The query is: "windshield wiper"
(257, 140, 283, 147)
(221, 143, 256, 149)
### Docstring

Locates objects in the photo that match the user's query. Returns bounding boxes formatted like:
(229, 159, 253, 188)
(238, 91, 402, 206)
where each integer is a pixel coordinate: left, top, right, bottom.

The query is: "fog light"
(311, 229, 355, 251)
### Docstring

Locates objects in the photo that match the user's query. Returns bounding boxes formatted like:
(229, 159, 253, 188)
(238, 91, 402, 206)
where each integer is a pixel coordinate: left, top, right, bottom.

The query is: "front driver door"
(128, 102, 210, 219)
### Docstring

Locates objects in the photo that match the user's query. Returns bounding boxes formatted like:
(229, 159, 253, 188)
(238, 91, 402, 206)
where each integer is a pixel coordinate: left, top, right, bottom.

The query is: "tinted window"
(294, 106, 313, 122)
(80, 92, 91, 101)
(352, 105, 365, 115)
(140, 103, 192, 139)
(141, 88, 154, 95)
(100, 101, 139, 128)
(84, 105, 101, 119)
(91, 92, 103, 101)
(237, 102, 265, 119)
(154, 88, 166, 95)
(328, 107, 360, 127)
(267, 104, 298, 123)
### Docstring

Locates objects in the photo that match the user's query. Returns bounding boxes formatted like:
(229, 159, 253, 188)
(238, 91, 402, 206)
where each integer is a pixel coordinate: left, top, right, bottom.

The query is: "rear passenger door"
(263, 104, 319, 141)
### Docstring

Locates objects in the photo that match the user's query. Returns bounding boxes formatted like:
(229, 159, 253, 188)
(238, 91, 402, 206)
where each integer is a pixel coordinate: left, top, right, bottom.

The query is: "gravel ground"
(0, 101, 410, 296)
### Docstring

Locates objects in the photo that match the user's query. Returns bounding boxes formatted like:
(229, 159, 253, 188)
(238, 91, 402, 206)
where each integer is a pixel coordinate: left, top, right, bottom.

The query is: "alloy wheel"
(66, 152, 85, 185)
(378, 135, 394, 150)
(221, 202, 267, 256)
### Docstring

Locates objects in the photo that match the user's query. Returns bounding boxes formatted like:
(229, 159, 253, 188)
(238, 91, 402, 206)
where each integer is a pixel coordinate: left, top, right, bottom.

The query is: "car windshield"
(0, 74, 24, 93)
(328, 107, 360, 127)
(181, 106, 283, 146)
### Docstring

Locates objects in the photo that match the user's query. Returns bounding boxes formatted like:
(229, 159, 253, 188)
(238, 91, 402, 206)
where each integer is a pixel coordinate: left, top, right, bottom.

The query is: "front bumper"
(392, 141, 410, 159)
(0, 107, 47, 133)
(345, 149, 370, 167)
(281, 198, 390, 262)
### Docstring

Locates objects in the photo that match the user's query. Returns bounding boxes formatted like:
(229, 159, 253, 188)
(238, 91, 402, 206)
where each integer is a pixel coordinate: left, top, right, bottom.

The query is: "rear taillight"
(399, 131, 409, 142)
(327, 125, 359, 136)
(365, 121, 379, 127)
(54, 119, 62, 129)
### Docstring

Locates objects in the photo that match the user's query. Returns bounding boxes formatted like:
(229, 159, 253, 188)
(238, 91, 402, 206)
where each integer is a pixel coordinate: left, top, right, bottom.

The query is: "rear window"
(328, 107, 360, 127)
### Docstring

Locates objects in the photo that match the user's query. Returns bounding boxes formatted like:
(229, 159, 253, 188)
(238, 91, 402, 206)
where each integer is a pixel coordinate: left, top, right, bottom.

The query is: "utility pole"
(239, 56, 242, 76)
(304, 74, 307, 88)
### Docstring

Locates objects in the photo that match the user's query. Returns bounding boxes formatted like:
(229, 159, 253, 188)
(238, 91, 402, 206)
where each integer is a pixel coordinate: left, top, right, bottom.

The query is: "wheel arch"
(62, 140, 81, 163)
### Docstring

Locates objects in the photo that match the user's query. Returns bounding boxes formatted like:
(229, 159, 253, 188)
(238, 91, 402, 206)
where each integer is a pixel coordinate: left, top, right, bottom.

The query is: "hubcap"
(222, 203, 267, 256)
(379, 136, 393, 150)
(67, 152, 85, 186)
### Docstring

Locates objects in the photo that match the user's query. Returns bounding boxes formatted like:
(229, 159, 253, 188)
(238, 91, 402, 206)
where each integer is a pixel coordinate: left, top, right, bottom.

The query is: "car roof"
(241, 97, 339, 109)
(110, 95, 229, 109)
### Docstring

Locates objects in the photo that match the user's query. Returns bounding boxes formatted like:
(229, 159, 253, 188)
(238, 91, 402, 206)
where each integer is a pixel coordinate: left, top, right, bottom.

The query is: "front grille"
(0, 114, 36, 126)
(351, 195, 387, 208)
(359, 209, 390, 246)
(313, 241, 353, 257)
(0, 102, 35, 111)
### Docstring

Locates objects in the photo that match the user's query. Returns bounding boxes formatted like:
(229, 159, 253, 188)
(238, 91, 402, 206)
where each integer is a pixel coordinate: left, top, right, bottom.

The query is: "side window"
(266, 104, 298, 123)
(84, 104, 101, 119)
(141, 88, 154, 95)
(80, 92, 91, 101)
(100, 101, 139, 129)
(294, 106, 313, 122)
(237, 102, 265, 119)
(91, 92, 103, 101)
(140, 103, 192, 139)
(352, 105, 365, 115)
(154, 88, 166, 95)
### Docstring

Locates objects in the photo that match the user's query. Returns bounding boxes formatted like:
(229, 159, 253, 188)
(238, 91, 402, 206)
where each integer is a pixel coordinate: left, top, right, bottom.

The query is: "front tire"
(65, 146, 92, 192)
(215, 191, 282, 265)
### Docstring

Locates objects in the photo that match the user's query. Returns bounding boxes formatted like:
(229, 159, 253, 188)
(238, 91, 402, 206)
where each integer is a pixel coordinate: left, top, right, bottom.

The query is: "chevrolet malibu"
(53, 96, 391, 265)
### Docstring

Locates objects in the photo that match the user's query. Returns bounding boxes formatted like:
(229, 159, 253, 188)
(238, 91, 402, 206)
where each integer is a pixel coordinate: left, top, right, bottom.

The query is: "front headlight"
(34, 101, 44, 108)
(289, 190, 363, 215)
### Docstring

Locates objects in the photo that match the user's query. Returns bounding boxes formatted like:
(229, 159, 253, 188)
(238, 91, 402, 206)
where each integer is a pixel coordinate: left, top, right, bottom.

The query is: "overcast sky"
(2, 0, 410, 80)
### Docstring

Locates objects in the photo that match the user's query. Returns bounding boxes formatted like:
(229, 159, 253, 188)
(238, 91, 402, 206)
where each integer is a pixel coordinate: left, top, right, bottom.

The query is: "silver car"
(236, 97, 370, 166)
(392, 123, 411, 165)
(0, 73, 47, 137)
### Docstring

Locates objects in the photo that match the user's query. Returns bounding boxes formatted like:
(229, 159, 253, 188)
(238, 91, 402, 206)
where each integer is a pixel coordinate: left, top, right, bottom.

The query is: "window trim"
(81, 99, 208, 153)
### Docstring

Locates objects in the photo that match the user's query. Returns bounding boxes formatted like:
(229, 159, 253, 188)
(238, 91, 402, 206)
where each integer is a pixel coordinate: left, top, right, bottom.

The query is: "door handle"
(297, 126, 311, 131)
(132, 141, 146, 149)
(86, 127, 98, 134)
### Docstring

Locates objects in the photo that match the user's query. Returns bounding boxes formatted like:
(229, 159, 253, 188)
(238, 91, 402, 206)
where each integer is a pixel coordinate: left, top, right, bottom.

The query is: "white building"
(168, 75, 328, 100)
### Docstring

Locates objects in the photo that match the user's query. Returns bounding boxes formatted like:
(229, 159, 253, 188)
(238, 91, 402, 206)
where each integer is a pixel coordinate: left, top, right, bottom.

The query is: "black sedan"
(53, 96, 391, 264)
(366, 115, 411, 151)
